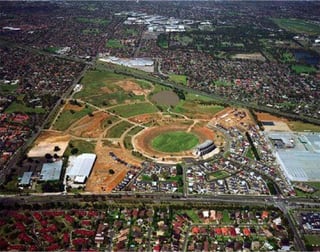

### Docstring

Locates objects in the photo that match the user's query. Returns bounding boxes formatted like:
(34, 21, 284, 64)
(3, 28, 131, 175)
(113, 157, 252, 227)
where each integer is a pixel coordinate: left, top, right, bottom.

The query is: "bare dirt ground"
(86, 142, 141, 193)
(115, 80, 151, 96)
(28, 130, 70, 157)
(210, 107, 255, 132)
(255, 112, 291, 131)
(129, 113, 161, 124)
(69, 111, 109, 138)
(64, 103, 84, 111)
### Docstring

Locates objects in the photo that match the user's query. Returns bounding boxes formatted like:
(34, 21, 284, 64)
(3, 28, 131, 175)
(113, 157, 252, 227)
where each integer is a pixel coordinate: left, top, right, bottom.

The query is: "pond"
(293, 50, 320, 66)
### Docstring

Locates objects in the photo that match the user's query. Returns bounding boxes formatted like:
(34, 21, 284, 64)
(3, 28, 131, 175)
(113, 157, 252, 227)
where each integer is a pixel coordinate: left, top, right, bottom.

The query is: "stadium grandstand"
(193, 140, 216, 157)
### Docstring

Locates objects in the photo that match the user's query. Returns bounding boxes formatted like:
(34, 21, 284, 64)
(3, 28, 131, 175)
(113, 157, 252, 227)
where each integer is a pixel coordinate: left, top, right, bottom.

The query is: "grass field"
(207, 170, 230, 180)
(75, 70, 145, 106)
(82, 28, 100, 35)
(291, 64, 317, 74)
(173, 100, 224, 118)
(5, 102, 46, 114)
(63, 139, 95, 156)
(76, 17, 109, 25)
(53, 106, 94, 131)
(106, 39, 124, 48)
(245, 147, 255, 160)
(288, 121, 320, 132)
(127, 126, 144, 136)
(304, 234, 320, 247)
(110, 102, 158, 118)
(75, 70, 127, 99)
(0, 84, 18, 93)
(124, 136, 134, 150)
(214, 79, 233, 87)
(169, 74, 188, 85)
(185, 209, 201, 223)
(273, 18, 320, 35)
(106, 120, 133, 138)
(151, 131, 199, 153)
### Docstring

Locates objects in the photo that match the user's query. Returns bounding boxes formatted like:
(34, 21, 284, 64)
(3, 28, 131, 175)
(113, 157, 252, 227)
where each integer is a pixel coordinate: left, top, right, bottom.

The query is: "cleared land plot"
(106, 120, 133, 138)
(75, 70, 147, 106)
(53, 106, 94, 131)
(63, 139, 95, 156)
(69, 111, 109, 138)
(255, 112, 320, 132)
(174, 101, 224, 119)
(28, 131, 70, 158)
(110, 102, 158, 118)
(151, 90, 179, 106)
(151, 131, 199, 153)
(273, 18, 320, 35)
(231, 53, 266, 61)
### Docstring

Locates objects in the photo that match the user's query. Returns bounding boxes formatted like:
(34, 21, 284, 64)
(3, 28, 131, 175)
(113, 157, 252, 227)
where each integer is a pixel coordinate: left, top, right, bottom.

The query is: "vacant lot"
(28, 131, 70, 158)
(53, 106, 94, 131)
(110, 102, 158, 118)
(151, 90, 180, 106)
(69, 111, 109, 138)
(63, 139, 95, 156)
(168, 74, 188, 85)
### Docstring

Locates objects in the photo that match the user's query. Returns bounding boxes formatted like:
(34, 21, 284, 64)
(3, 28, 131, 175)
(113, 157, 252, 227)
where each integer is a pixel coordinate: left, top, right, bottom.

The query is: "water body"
(293, 50, 320, 66)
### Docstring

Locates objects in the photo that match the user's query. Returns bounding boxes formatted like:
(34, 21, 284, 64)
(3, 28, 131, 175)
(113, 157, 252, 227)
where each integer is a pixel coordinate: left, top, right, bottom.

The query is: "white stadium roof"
(66, 153, 96, 178)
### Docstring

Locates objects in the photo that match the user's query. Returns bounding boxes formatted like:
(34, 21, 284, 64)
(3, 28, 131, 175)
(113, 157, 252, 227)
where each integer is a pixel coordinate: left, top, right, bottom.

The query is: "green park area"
(207, 170, 230, 181)
(106, 120, 133, 138)
(214, 79, 233, 87)
(169, 74, 188, 85)
(106, 39, 124, 48)
(110, 102, 158, 118)
(291, 65, 317, 74)
(76, 17, 109, 25)
(63, 139, 95, 156)
(53, 106, 94, 131)
(305, 235, 320, 249)
(151, 131, 199, 153)
(82, 28, 100, 35)
(273, 18, 320, 35)
(5, 102, 45, 114)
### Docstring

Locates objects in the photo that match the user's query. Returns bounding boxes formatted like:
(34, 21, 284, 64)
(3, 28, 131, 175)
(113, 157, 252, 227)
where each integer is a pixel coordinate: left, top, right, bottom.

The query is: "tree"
(176, 164, 183, 175)
(109, 169, 115, 175)
(71, 148, 78, 155)
(151, 173, 159, 181)
(54, 146, 61, 152)
(45, 153, 53, 160)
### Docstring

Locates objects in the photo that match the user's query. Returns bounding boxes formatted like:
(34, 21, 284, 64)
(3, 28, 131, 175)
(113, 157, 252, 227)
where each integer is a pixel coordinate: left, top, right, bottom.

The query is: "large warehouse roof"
(40, 160, 63, 181)
(66, 153, 96, 178)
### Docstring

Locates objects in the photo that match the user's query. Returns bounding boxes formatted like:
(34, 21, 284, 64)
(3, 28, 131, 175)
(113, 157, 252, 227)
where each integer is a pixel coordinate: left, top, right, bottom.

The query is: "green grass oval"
(151, 131, 199, 153)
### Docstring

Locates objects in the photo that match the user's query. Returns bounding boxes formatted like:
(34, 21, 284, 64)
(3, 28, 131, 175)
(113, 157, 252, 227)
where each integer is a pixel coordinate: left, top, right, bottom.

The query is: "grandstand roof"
(196, 140, 214, 150)
(40, 160, 63, 181)
(66, 153, 96, 178)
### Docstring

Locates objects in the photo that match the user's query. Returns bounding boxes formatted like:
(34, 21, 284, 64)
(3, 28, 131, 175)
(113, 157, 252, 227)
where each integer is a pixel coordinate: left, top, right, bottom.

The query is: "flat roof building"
(20, 172, 32, 186)
(39, 160, 63, 181)
(66, 153, 96, 184)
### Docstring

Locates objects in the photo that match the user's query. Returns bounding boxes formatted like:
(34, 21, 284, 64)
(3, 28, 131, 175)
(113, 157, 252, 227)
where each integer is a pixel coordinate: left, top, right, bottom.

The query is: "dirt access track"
(28, 130, 70, 158)
(69, 111, 109, 138)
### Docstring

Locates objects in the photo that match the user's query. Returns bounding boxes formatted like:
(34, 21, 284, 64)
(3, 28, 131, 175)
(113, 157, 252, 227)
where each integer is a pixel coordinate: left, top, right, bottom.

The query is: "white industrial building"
(65, 153, 96, 184)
